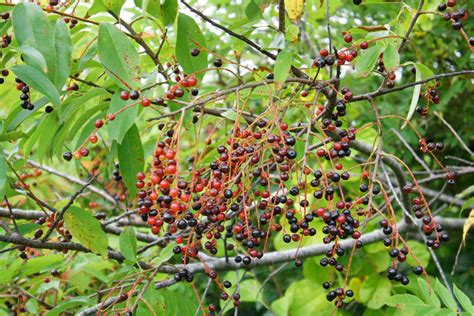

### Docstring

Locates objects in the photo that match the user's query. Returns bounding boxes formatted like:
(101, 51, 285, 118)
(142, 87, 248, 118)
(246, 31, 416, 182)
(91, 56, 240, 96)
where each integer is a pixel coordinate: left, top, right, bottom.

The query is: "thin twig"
(4, 196, 19, 233)
(434, 111, 473, 156)
(390, 128, 432, 175)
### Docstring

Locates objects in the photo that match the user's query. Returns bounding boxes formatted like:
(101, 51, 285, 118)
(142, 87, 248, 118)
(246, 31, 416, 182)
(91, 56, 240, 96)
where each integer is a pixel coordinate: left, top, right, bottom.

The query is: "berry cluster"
(112, 163, 122, 182)
(438, 1, 467, 31)
(15, 78, 34, 111)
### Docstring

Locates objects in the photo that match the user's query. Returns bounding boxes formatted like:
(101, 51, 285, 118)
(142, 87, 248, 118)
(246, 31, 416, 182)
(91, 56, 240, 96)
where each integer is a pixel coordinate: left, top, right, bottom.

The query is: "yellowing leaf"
(285, 0, 305, 21)
(64, 206, 109, 258)
(463, 209, 474, 245)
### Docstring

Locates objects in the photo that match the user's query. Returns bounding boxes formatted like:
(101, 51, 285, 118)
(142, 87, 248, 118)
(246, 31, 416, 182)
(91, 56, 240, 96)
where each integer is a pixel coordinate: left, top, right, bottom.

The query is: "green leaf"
(354, 44, 383, 77)
(11, 65, 61, 108)
(359, 276, 392, 309)
(136, 286, 166, 315)
(119, 227, 137, 262)
(19, 46, 48, 72)
(151, 243, 175, 267)
(385, 294, 427, 308)
(162, 0, 178, 25)
(175, 13, 207, 80)
(435, 279, 458, 312)
(47, 297, 93, 316)
(98, 23, 140, 90)
(402, 63, 434, 128)
(101, 0, 125, 15)
(0, 131, 26, 142)
(36, 112, 59, 162)
(0, 151, 6, 198)
(25, 299, 39, 314)
(220, 109, 242, 124)
(246, 0, 262, 21)
(453, 284, 474, 313)
(21, 255, 63, 276)
(418, 278, 441, 307)
(274, 50, 292, 90)
(64, 206, 109, 258)
(12, 3, 56, 82)
(285, 24, 300, 42)
(383, 43, 399, 72)
(117, 124, 144, 198)
(107, 92, 138, 144)
(406, 240, 430, 267)
(53, 19, 72, 90)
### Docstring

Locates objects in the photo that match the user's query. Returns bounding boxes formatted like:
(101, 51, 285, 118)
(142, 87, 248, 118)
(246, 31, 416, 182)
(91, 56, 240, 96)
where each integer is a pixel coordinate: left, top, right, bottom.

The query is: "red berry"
(79, 148, 89, 157)
(320, 48, 329, 57)
(88, 135, 98, 143)
(165, 90, 175, 100)
(106, 113, 116, 121)
(187, 77, 197, 87)
(301, 90, 309, 97)
(174, 88, 184, 98)
(141, 98, 151, 107)
(120, 91, 130, 100)
(344, 34, 353, 43)
(94, 119, 104, 128)
(360, 42, 369, 50)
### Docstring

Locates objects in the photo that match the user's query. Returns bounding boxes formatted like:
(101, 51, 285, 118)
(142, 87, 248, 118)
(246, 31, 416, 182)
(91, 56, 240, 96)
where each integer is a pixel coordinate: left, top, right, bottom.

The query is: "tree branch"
(351, 70, 474, 102)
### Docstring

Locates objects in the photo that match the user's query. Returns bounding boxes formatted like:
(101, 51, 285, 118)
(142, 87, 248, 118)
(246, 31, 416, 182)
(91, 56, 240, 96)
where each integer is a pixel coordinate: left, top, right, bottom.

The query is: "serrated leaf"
(274, 50, 292, 90)
(11, 65, 61, 108)
(107, 92, 138, 144)
(119, 227, 137, 262)
(418, 278, 441, 307)
(98, 23, 140, 90)
(64, 206, 109, 258)
(354, 44, 383, 77)
(383, 43, 399, 72)
(175, 14, 207, 80)
(402, 63, 434, 128)
(435, 279, 458, 312)
(285, 0, 304, 21)
(453, 284, 474, 313)
(117, 124, 144, 198)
